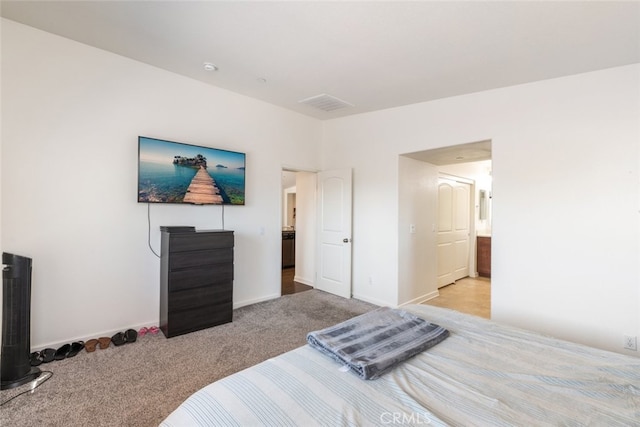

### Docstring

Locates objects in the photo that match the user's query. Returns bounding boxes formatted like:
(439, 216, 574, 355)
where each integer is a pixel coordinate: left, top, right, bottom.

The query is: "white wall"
(323, 64, 640, 355)
(397, 156, 438, 305)
(1, 20, 321, 349)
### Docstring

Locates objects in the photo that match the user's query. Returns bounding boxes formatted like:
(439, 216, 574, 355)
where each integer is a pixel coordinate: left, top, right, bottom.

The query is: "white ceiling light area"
(1, 1, 638, 120)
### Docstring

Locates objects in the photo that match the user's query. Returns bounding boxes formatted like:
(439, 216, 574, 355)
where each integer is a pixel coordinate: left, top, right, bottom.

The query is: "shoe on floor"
(98, 337, 111, 349)
(54, 343, 71, 360)
(30, 351, 43, 366)
(85, 339, 98, 352)
(41, 348, 56, 363)
(67, 341, 85, 357)
(124, 329, 137, 344)
(111, 332, 126, 346)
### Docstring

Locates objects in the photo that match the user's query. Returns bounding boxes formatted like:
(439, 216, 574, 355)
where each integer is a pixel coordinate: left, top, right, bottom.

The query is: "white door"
(315, 169, 352, 298)
(437, 178, 471, 287)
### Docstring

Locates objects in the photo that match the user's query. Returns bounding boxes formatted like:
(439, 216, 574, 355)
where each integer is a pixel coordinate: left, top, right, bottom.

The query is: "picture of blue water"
(209, 166, 246, 204)
(138, 137, 246, 205)
(138, 161, 197, 203)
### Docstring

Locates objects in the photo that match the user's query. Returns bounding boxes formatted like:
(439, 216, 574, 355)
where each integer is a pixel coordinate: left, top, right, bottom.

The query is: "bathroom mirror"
(479, 190, 488, 220)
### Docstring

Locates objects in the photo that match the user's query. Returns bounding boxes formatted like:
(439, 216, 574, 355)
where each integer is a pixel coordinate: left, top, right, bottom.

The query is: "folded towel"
(307, 307, 449, 380)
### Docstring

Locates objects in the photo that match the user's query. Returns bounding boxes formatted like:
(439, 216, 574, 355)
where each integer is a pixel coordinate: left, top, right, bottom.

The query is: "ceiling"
(404, 140, 492, 166)
(1, 1, 639, 120)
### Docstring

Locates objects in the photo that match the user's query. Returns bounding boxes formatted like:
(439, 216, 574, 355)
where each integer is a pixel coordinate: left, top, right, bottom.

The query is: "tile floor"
(423, 276, 491, 319)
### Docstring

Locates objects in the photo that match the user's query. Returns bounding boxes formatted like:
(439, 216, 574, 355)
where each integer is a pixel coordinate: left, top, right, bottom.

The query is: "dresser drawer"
(169, 232, 233, 252)
(169, 248, 233, 270)
(168, 283, 232, 312)
(168, 302, 233, 337)
(169, 263, 233, 292)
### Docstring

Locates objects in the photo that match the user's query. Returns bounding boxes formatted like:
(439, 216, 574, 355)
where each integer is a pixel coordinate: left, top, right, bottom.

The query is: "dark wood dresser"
(160, 227, 234, 338)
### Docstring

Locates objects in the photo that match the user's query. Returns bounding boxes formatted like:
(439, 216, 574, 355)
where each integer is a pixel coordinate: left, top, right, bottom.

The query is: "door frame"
(278, 166, 353, 298)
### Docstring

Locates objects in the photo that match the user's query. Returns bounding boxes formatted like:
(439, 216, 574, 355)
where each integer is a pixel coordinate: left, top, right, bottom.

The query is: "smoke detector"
(298, 93, 353, 112)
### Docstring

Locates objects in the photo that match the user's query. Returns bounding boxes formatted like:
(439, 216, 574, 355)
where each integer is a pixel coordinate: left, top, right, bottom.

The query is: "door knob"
(343, 238, 351, 243)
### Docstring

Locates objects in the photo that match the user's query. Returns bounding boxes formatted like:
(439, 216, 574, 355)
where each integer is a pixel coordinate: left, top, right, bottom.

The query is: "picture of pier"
(183, 166, 223, 204)
(138, 136, 245, 205)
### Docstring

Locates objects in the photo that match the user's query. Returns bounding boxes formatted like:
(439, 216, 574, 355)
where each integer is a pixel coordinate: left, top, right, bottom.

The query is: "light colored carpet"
(0, 290, 376, 426)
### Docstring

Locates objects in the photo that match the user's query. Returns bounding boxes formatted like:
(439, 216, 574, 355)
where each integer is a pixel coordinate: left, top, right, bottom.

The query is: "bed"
(160, 304, 640, 426)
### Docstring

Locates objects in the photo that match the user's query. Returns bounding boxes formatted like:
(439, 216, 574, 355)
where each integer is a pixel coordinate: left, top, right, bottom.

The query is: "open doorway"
(434, 162, 492, 319)
(281, 169, 314, 295)
(401, 140, 492, 317)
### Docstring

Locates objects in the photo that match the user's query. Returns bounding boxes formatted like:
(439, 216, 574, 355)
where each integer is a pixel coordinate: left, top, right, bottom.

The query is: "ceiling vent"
(298, 93, 353, 112)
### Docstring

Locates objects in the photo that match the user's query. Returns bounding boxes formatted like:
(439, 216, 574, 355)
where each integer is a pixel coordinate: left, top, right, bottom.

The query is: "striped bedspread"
(306, 307, 449, 379)
(161, 304, 640, 426)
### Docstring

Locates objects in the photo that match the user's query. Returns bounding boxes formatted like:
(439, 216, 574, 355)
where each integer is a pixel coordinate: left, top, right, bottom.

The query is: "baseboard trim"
(32, 321, 157, 354)
(233, 293, 280, 310)
(293, 276, 314, 286)
(398, 291, 440, 307)
(350, 293, 387, 307)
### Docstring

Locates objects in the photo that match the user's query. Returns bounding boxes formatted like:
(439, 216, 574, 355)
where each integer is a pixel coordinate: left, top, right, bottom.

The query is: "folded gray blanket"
(307, 307, 449, 380)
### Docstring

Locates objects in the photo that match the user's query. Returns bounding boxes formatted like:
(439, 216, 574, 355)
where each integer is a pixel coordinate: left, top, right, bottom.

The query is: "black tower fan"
(1, 252, 41, 389)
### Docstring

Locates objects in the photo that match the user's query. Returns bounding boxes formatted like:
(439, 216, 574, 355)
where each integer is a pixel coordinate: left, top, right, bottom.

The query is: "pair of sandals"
(84, 336, 113, 352)
(85, 328, 137, 350)
(30, 341, 85, 366)
(110, 328, 137, 346)
(139, 326, 160, 337)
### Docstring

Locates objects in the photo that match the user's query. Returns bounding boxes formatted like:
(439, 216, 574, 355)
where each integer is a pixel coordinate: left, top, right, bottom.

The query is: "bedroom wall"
(397, 156, 438, 305)
(322, 64, 640, 355)
(1, 19, 322, 349)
